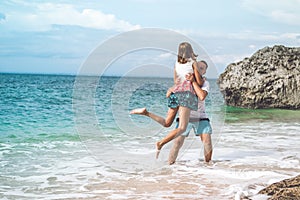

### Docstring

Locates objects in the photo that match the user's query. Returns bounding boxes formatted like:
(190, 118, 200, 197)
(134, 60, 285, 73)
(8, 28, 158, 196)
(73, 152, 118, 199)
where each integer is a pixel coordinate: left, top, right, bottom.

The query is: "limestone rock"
(258, 174, 300, 199)
(218, 45, 300, 109)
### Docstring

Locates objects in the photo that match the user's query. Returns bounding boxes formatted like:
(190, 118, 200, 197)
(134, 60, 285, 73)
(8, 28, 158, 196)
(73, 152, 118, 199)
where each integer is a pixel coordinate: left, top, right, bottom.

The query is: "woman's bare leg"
(130, 107, 178, 127)
(168, 135, 185, 165)
(156, 106, 190, 158)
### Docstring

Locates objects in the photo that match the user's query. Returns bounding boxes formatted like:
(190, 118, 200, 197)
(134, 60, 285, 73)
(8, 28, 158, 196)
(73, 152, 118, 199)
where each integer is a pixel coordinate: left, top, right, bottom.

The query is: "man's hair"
(200, 60, 208, 69)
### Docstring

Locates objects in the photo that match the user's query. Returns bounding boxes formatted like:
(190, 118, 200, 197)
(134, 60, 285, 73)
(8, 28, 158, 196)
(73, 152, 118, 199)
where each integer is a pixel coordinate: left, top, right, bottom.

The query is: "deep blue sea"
(0, 73, 299, 199)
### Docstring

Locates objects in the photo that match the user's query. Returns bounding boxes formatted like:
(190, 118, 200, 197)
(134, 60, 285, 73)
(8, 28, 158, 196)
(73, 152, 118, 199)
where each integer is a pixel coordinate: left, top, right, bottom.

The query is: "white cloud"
(241, 0, 300, 25)
(248, 44, 256, 49)
(227, 31, 300, 44)
(227, 31, 277, 41)
(270, 10, 300, 26)
(3, 2, 141, 32)
(158, 52, 174, 58)
(208, 53, 253, 74)
(210, 54, 249, 65)
(186, 28, 299, 42)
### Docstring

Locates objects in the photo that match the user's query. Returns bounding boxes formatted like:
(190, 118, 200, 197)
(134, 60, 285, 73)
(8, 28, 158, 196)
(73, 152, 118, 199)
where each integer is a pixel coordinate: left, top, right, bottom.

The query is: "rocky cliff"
(218, 45, 300, 109)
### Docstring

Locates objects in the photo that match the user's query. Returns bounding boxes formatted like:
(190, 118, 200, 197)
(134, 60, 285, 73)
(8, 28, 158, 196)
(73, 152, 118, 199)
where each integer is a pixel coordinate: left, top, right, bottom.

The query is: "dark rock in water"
(218, 45, 300, 109)
(258, 174, 300, 200)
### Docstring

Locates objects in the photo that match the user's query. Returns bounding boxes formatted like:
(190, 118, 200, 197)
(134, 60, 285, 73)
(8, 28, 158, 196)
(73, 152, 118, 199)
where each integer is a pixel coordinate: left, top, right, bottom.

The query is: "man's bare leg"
(168, 135, 185, 165)
(200, 134, 212, 163)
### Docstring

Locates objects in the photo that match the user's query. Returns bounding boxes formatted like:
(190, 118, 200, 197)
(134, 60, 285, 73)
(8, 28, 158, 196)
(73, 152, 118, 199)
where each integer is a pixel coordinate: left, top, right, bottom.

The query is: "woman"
(130, 42, 204, 158)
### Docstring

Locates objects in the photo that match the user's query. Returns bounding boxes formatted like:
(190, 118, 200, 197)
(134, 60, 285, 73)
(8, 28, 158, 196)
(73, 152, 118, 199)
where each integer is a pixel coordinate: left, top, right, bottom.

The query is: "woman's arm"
(192, 62, 204, 87)
(173, 67, 178, 84)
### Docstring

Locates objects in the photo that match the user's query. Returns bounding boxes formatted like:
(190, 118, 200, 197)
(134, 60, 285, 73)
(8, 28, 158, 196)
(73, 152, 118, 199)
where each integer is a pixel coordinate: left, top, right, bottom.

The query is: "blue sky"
(0, 0, 299, 77)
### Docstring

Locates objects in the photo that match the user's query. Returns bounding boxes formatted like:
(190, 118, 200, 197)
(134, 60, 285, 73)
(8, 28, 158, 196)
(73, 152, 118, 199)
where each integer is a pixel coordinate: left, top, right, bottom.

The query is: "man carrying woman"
(131, 60, 213, 164)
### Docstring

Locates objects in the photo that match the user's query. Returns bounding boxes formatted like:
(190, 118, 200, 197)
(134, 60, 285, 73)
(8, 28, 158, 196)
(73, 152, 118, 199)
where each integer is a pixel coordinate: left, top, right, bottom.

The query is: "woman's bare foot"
(156, 141, 163, 159)
(130, 107, 148, 115)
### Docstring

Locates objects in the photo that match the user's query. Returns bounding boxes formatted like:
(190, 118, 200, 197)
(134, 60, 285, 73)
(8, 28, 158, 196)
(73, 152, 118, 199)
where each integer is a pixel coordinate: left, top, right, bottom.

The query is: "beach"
(1, 74, 299, 199)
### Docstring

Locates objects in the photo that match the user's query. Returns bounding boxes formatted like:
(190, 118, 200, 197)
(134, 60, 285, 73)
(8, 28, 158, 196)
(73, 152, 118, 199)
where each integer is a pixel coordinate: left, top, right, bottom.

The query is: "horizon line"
(0, 72, 219, 79)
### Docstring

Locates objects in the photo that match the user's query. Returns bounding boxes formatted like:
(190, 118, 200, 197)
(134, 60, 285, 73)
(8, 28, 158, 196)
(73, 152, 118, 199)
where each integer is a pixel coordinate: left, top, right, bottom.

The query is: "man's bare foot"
(130, 107, 148, 115)
(156, 141, 163, 159)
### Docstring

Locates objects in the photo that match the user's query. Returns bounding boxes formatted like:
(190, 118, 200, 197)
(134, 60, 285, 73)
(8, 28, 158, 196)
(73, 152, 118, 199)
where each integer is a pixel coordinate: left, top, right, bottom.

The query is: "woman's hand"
(186, 72, 206, 82)
(185, 73, 195, 82)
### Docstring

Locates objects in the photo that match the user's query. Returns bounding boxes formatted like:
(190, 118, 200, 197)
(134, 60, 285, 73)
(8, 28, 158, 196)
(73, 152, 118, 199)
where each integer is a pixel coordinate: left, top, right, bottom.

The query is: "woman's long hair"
(177, 42, 197, 64)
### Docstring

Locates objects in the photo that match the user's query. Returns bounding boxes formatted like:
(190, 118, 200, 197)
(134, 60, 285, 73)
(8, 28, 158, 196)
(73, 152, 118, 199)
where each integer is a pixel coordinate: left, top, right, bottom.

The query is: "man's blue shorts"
(175, 118, 212, 137)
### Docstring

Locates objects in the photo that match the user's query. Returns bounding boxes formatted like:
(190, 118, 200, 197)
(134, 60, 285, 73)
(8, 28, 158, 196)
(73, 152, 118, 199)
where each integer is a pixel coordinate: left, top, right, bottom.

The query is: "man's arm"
(186, 73, 207, 101)
(192, 62, 204, 87)
(192, 80, 207, 101)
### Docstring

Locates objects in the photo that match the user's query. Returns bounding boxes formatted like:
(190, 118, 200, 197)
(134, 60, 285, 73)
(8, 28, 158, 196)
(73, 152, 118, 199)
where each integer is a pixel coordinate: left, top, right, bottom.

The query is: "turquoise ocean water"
(1, 73, 299, 199)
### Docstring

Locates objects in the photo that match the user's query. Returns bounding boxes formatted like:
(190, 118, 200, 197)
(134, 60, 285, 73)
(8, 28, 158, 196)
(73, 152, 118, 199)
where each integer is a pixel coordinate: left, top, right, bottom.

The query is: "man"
(168, 61, 213, 165)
